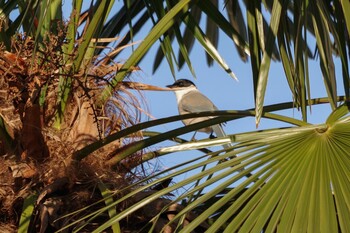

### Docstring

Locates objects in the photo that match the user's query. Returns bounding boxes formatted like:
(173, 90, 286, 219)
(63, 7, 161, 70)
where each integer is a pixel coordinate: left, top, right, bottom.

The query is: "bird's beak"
(121, 82, 171, 91)
(166, 84, 185, 90)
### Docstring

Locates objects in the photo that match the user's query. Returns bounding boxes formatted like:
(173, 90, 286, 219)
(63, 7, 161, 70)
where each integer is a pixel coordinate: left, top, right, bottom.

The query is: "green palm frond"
(78, 103, 350, 232)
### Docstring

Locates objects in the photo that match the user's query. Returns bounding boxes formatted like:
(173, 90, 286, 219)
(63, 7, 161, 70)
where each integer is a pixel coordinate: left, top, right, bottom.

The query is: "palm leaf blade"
(255, 0, 285, 125)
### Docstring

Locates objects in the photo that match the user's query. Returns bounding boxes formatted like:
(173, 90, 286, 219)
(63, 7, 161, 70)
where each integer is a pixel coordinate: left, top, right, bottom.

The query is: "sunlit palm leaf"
(98, 182, 121, 233)
(176, 4, 201, 72)
(294, 0, 309, 121)
(173, 24, 197, 78)
(18, 194, 37, 233)
(226, 0, 248, 62)
(277, 24, 296, 103)
(182, 11, 238, 80)
(205, 0, 219, 66)
(197, 1, 250, 56)
(333, 1, 350, 99)
(185, 104, 350, 232)
(76, 103, 350, 232)
(255, 0, 285, 125)
(340, 0, 350, 37)
(247, 0, 261, 99)
(150, 0, 178, 77)
(311, 1, 337, 110)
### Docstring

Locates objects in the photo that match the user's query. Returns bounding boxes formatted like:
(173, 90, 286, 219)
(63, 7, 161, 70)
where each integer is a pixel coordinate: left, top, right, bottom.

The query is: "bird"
(166, 79, 253, 177)
(166, 79, 229, 148)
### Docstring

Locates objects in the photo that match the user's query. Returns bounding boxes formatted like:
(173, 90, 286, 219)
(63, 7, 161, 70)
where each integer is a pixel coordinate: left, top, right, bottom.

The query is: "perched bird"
(166, 79, 228, 148)
(167, 79, 252, 176)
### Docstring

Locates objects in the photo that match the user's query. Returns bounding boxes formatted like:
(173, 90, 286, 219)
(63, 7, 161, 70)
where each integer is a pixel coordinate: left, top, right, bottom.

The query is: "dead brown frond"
(0, 26, 155, 232)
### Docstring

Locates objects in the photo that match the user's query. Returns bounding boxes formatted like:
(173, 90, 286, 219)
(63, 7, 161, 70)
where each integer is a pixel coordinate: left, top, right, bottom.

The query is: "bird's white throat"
(173, 86, 198, 104)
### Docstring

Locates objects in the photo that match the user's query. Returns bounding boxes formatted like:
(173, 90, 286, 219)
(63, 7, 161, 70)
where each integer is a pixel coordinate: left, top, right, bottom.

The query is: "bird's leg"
(209, 132, 216, 139)
(190, 131, 198, 141)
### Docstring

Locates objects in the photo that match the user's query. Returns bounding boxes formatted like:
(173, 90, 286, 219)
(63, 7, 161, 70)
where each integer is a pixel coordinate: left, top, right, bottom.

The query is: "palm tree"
(0, 0, 349, 232)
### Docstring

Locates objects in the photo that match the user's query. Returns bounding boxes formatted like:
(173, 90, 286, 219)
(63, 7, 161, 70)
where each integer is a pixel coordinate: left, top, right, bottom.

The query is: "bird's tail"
(212, 124, 250, 176)
(212, 124, 231, 149)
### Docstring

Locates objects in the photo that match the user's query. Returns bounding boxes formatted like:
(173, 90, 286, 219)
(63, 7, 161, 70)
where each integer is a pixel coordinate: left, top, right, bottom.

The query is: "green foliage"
(98, 182, 121, 233)
(18, 194, 37, 233)
(77, 103, 350, 232)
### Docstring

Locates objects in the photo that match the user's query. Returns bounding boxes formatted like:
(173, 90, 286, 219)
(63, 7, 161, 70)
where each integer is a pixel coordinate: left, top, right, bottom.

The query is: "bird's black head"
(166, 79, 196, 89)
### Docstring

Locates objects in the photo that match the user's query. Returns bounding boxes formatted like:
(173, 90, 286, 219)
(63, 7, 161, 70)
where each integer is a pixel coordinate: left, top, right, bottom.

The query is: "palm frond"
(81, 103, 350, 232)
